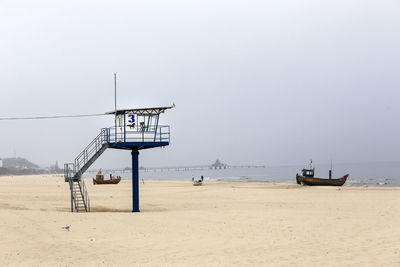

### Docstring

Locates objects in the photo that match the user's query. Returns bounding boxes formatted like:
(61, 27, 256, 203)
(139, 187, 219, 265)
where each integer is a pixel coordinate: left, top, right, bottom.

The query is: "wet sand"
(0, 175, 399, 266)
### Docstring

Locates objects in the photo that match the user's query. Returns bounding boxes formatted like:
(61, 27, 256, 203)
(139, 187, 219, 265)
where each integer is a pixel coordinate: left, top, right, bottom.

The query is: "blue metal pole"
(124, 112, 126, 142)
(131, 149, 140, 212)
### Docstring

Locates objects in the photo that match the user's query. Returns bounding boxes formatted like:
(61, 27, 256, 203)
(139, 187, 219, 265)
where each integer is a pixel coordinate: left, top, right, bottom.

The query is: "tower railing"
(108, 125, 170, 143)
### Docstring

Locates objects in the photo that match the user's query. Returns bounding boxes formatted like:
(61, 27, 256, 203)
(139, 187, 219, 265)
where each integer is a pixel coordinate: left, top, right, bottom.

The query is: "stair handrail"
(79, 178, 90, 212)
(64, 163, 75, 182)
(68, 178, 74, 211)
(70, 179, 79, 212)
(73, 185, 78, 211)
(74, 129, 109, 174)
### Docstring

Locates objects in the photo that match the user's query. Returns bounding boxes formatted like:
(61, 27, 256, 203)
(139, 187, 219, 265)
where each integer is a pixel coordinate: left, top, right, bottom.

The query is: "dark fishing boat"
(296, 160, 349, 186)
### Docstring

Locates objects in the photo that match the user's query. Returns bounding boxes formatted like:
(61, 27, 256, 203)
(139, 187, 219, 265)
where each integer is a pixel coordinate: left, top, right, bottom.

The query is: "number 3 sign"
(127, 114, 135, 123)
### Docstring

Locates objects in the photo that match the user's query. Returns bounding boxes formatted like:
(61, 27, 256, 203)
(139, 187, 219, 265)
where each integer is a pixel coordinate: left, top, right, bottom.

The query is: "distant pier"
(87, 164, 266, 173)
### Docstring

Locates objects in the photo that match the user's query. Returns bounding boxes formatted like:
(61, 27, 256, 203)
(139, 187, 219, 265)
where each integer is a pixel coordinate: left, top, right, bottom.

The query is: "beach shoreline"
(0, 175, 399, 266)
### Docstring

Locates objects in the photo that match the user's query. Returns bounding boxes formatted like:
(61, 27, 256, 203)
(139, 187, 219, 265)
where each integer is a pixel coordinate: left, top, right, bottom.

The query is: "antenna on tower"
(114, 73, 117, 113)
(114, 73, 117, 129)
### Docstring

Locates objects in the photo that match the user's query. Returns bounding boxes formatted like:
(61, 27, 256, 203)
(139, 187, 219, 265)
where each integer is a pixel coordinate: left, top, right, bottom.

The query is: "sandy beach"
(0, 175, 399, 266)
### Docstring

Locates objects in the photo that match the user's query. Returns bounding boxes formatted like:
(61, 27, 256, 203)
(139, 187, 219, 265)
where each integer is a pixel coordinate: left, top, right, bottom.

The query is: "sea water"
(95, 161, 400, 187)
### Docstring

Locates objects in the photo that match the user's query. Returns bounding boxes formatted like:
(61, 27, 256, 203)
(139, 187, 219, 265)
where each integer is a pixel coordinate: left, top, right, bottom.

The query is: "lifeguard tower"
(64, 105, 174, 212)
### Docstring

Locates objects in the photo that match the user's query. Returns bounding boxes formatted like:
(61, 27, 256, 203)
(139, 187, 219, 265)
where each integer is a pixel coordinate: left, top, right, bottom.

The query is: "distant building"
(0, 159, 3, 168)
(210, 159, 227, 169)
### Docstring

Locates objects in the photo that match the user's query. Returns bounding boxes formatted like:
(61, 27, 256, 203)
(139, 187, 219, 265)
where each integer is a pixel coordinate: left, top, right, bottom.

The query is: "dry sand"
(0, 175, 399, 266)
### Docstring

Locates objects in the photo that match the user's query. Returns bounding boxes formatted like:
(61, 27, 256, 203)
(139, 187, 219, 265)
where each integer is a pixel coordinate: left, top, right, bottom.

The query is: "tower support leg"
(131, 149, 140, 212)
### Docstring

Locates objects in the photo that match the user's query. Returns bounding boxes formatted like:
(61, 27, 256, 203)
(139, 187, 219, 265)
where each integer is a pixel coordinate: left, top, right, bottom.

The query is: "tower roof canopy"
(106, 104, 175, 116)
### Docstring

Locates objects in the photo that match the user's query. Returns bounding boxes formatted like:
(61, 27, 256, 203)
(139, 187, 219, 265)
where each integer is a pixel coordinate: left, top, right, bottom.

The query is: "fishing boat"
(192, 176, 204, 186)
(296, 160, 349, 186)
(93, 169, 121, 185)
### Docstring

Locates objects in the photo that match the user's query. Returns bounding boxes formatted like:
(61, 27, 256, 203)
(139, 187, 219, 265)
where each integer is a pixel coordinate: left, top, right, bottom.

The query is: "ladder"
(64, 128, 110, 212)
(68, 176, 90, 212)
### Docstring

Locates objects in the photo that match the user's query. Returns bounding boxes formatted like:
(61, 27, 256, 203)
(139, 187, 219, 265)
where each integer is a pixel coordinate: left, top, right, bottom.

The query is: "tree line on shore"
(0, 157, 63, 175)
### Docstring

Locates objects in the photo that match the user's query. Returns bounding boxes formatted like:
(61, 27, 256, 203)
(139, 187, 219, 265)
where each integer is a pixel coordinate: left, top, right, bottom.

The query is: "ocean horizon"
(86, 161, 400, 187)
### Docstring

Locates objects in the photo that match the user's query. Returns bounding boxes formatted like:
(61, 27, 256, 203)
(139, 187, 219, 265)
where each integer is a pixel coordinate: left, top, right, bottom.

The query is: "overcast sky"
(0, 0, 399, 168)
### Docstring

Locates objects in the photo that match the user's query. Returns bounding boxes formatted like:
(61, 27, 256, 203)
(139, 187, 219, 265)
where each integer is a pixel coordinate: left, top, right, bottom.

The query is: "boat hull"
(296, 174, 348, 186)
(193, 181, 203, 186)
(93, 178, 121, 185)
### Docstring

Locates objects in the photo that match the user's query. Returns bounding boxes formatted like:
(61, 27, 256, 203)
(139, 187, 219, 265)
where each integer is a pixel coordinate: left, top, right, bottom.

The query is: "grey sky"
(0, 0, 399, 168)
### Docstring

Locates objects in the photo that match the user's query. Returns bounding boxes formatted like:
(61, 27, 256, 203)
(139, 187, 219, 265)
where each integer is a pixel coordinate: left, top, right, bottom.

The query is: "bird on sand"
(62, 225, 71, 231)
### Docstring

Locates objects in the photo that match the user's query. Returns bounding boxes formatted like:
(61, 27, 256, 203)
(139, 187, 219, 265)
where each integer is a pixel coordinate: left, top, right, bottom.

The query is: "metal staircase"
(67, 175, 90, 212)
(64, 128, 110, 212)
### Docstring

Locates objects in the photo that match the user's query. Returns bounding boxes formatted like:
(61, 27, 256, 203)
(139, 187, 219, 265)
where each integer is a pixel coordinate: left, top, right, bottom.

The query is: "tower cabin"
(64, 105, 174, 212)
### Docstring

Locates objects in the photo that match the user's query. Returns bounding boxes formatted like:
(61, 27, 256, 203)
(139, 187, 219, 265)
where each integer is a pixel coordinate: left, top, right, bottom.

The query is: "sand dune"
(0, 175, 399, 266)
